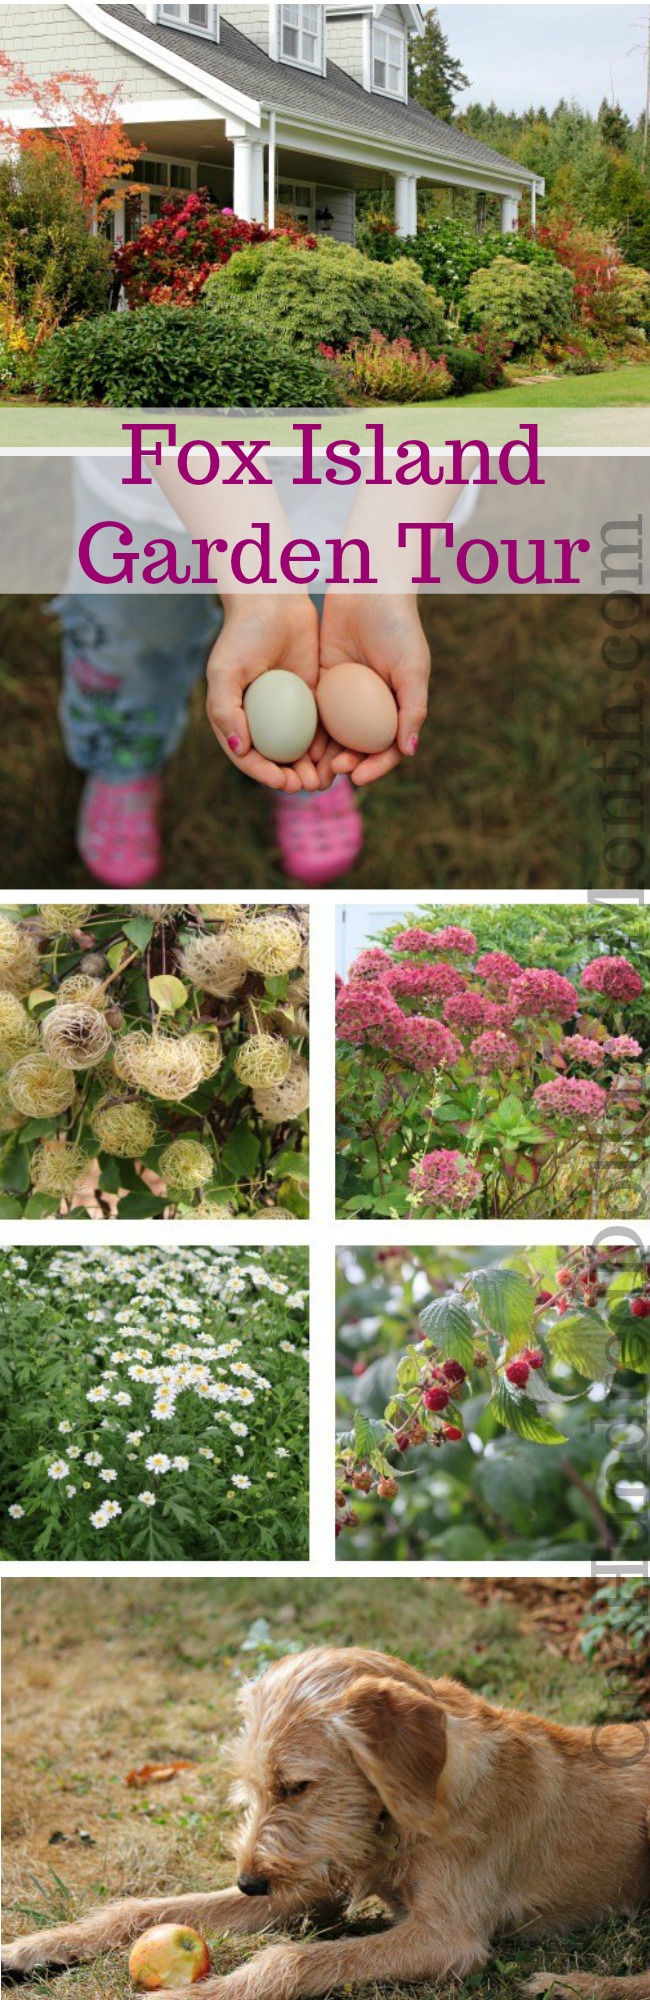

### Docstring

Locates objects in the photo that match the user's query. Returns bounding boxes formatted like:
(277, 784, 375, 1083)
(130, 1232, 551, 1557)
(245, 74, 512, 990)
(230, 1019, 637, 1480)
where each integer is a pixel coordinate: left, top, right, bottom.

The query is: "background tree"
(0, 57, 143, 218)
(408, 6, 470, 119)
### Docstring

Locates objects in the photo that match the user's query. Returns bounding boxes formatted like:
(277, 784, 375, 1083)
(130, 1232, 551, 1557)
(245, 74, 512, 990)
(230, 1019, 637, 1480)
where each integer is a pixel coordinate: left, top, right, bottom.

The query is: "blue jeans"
(55, 589, 221, 780)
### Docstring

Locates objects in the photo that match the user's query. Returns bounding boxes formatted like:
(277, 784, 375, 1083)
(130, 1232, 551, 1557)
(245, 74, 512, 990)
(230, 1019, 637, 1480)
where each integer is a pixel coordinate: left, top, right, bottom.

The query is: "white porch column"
(530, 182, 537, 232)
(407, 174, 418, 236)
(231, 134, 255, 221)
(250, 140, 265, 223)
(500, 193, 519, 233)
(394, 170, 410, 238)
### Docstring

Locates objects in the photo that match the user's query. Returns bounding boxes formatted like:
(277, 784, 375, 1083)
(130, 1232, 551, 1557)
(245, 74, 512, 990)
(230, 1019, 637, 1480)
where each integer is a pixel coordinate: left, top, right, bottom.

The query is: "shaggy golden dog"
(3, 1647, 649, 1999)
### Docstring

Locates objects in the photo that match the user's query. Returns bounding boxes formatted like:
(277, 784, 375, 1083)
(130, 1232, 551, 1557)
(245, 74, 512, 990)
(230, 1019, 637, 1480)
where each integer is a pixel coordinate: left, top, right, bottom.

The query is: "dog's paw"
(2, 1938, 57, 1979)
(525, 1979, 583, 1999)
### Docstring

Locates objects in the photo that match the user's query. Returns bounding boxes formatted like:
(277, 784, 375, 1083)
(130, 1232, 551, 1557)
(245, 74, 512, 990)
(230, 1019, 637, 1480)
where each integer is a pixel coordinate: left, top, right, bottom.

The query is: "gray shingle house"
(0, 2, 543, 242)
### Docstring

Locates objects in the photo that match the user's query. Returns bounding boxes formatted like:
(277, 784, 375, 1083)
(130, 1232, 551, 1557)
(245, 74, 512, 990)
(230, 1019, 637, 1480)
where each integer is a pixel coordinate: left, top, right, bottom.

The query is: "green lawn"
(445, 363, 650, 407)
(3, 1579, 649, 2000)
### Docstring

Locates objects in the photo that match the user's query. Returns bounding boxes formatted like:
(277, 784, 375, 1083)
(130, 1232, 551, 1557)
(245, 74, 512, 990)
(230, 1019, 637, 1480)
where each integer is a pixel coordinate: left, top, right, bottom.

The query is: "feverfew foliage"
(0, 1246, 308, 1560)
(0, 903, 308, 1219)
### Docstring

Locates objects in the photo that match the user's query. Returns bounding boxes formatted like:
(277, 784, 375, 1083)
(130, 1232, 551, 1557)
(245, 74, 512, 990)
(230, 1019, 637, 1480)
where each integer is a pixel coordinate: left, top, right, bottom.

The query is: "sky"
(434, 5, 649, 117)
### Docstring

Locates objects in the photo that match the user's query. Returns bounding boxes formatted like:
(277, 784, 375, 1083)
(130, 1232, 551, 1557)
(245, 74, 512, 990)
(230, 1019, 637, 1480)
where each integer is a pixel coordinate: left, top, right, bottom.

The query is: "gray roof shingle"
(101, 5, 536, 183)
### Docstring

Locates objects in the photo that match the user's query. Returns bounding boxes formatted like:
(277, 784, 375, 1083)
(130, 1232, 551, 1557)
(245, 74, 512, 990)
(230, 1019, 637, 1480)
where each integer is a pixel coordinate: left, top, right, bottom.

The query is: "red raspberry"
(442, 1424, 463, 1442)
(524, 1348, 544, 1370)
(377, 1476, 398, 1499)
(505, 1358, 531, 1389)
(442, 1360, 467, 1384)
(556, 1295, 569, 1314)
(630, 1297, 650, 1318)
(556, 1267, 574, 1286)
(535, 1290, 553, 1305)
(394, 1430, 411, 1452)
(423, 1385, 450, 1413)
(351, 1361, 367, 1377)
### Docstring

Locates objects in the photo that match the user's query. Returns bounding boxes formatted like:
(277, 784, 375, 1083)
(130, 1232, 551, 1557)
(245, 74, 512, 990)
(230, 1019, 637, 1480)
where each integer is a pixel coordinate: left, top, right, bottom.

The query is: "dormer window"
(156, 3, 219, 37)
(372, 22, 406, 97)
(279, 5, 323, 71)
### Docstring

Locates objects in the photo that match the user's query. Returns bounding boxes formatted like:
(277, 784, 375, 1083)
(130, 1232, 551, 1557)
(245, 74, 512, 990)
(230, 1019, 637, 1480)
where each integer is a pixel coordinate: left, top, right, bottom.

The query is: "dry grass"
(0, 595, 643, 889)
(3, 1579, 649, 2000)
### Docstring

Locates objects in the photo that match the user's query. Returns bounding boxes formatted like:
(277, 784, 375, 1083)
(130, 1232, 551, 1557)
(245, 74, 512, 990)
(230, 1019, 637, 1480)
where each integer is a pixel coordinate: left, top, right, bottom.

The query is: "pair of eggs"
(243, 665, 397, 763)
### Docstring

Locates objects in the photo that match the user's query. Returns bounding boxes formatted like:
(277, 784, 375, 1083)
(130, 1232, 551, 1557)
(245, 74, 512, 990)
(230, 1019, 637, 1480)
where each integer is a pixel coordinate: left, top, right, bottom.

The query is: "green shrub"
(560, 329, 608, 375)
(36, 303, 337, 406)
(360, 217, 557, 312)
(0, 148, 111, 326)
(611, 263, 650, 339)
(461, 256, 575, 354)
(324, 331, 451, 403)
(204, 236, 446, 353)
(445, 332, 508, 393)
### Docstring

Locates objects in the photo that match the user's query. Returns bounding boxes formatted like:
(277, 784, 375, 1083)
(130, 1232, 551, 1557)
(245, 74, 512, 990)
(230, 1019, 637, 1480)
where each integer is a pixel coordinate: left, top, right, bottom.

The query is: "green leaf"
(546, 1311, 616, 1382)
(116, 1188, 167, 1218)
(24, 1194, 60, 1218)
(0, 1196, 22, 1218)
(419, 1294, 476, 1371)
(492, 1381, 567, 1445)
(619, 1327, 650, 1372)
(353, 1410, 390, 1472)
(106, 939, 135, 972)
(121, 917, 154, 952)
(272, 1150, 308, 1181)
(222, 1123, 261, 1183)
(149, 974, 187, 1014)
(471, 1267, 535, 1348)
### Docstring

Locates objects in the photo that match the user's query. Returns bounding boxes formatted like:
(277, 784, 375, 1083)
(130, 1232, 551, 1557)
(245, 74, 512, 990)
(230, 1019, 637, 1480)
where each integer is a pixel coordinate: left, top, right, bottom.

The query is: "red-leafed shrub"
(321, 328, 451, 402)
(114, 191, 316, 306)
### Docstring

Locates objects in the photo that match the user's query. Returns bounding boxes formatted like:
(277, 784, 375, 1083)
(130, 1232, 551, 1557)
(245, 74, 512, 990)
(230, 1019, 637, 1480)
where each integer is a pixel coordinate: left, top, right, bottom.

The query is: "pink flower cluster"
(409, 1148, 484, 1209)
(348, 948, 392, 983)
(561, 1035, 604, 1068)
(336, 980, 402, 1044)
(386, 963, 467, 1001)
(534, 1077, 607, 1119)
(427, 926, 477, 954)
(604, 1034, 643, 1059)
(444, 992, 516, 1033)
(470, 1030, 520, 1072)
(509, 968, 579, 1022)
(397, 1017, 462, 1072)
(581, 956, 644, 1002)
(392, 928, 437, 954)
(474, 950, 522, 988)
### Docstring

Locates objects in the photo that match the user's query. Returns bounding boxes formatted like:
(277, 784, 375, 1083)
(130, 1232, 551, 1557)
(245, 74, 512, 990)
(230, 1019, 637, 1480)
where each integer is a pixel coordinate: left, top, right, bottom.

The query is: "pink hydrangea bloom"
(336, 980, 402, 1044)
(409, 1148, 483, 1211)
(604, 1035, 643, 1059)
(474, 951, 522, 987)
(395, 1017, 463, 1072)
(348, 948, 392, 983)
(581, 956, 643, 1002)
(428, 926, 477, 954)
(444, 991, 490, 1031)
(509, 968, 578, 1022)
(470, 1030, 521, 1072)
(534, 1077, 607, 1119)
(386, 963, 467, 1001)
(561, 1035, 605, 1068)
(392, 928, 437, 954)
(482, 999, 518, 1030)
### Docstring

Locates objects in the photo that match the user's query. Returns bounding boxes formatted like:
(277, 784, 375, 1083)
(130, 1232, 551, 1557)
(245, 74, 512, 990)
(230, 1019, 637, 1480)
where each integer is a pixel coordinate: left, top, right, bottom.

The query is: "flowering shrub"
(336, 914, 648, 1219)
(336, 1244, 650, 1559)
(0, 904, 308, 1219)
(0, 1245, 308, 1559)
(114, 192, 312, 307)
(322, 330, 451, 403)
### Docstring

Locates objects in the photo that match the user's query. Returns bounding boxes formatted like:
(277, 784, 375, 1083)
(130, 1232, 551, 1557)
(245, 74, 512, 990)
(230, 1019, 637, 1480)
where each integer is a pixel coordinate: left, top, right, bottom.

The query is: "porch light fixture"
(316, 204, 334, 230)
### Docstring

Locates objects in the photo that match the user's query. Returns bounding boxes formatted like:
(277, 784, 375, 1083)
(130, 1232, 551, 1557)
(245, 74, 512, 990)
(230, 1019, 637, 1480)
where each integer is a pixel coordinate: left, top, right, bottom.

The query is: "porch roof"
(101, 4, 542, 191)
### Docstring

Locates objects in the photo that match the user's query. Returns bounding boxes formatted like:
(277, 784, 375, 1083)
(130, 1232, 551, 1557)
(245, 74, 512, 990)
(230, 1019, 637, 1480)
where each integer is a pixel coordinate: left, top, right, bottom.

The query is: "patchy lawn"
(3, 1579, 649, 2000)
(0, 594, 642, 890)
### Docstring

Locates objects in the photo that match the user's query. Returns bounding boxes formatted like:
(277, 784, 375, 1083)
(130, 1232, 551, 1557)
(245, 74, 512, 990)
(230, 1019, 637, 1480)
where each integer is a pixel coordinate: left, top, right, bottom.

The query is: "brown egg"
(317, 663, 398, 754)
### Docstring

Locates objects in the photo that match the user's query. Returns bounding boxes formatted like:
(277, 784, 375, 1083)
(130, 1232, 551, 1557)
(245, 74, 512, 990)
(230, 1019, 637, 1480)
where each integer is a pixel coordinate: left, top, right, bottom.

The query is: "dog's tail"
(526, 1976, 650, 1999)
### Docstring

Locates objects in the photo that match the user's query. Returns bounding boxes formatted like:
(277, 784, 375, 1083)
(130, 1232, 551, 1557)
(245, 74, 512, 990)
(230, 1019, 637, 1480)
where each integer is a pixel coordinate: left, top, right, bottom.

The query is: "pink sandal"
(274, 777, 363, 886)
(77, 775, 164, 887)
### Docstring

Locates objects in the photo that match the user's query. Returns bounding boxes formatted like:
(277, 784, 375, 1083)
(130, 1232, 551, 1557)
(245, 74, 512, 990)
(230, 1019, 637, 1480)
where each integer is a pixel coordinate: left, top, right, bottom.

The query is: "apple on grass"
(129, 1924, 211, 1989)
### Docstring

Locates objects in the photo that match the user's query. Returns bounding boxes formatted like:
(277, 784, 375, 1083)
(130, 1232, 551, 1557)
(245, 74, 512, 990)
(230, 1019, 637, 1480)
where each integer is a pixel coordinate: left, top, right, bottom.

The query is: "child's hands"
(315, 595, 430, 786)
(206, 596, 324, 792)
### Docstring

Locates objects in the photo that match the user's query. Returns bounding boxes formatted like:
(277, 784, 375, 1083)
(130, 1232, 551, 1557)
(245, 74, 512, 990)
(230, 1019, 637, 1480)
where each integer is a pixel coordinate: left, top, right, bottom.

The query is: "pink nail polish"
(408, 734, 419, 756)
(227, 734, 241, 753)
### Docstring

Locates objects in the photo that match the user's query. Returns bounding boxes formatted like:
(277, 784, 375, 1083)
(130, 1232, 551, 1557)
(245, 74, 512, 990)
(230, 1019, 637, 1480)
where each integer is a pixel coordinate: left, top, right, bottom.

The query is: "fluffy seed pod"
(190, 1030, 223, 1079)
(76, 952, 110, 978)
(231, 916, 303, 978)
(55, 973, 108, 1011)
(289, 971, 309, 1005)
(38, 905, 95, 935)
(0, 1078, 23, 1133)
(199, 904, 245, 925)
(252, 1206, 294, 1219)
(91, 1096, 157, 1157)
(0, 991, 39, 1068)
(42, 1004, 112, 1071)
(113, 1030, 204, 1101)
(234, 1034, 292, 1088)
(7, 1054, 77, 1117)
(0, 916, 41, 998)
(177, 933, 247, 999)
(138, 905, 180, 921)
(192, 1197, 235, 1219)
(30, 1140, 89, 1200)
(253, 1055, 309, 1123)
(159, 1138, 214, 1193)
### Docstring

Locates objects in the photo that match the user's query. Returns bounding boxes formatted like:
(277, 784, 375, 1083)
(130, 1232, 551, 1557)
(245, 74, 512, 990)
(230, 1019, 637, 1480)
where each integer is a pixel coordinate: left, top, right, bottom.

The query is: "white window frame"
(274, 5, 325, 73)
(155, 3, 220, 40)
(104, 153, 198, 243)
(372, 21, 406, 99)
(276, 177, 316, 227)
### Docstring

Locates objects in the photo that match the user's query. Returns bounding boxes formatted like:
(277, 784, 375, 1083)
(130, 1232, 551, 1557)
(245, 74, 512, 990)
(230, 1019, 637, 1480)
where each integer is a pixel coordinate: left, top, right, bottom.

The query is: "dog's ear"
(334, 1675, 447, 1832)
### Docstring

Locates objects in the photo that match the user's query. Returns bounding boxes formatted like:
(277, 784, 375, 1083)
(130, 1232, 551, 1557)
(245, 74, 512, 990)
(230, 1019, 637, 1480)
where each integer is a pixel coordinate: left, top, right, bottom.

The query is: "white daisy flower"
(138, 1490, 157, 1507)
(99, 1468, 117, 1483)
(113, 1392, 132, 1406)
(58, 1420, 73, 1435)
(145, 1453, 171, 1475)
(8, 1504, 24, 1518)
(84, 1452, 103, 1468)
(231, 1474, 251, 1490)
(47, 1460, 69, 1480)
(86, 1386, 110, 1404)
(275, 1447, 290, 1458)
(198, 1447, 214, 1460)
(171, 1455, 189, 1471)
(126, 1431, 144, 1445)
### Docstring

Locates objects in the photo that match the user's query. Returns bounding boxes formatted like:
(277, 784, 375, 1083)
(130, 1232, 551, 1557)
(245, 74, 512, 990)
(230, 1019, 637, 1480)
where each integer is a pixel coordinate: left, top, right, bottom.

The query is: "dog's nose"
(237, 1873, 270, 1898)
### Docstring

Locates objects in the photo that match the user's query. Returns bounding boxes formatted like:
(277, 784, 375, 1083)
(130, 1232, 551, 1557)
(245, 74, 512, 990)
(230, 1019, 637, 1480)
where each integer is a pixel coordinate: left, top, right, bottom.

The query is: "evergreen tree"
(598, 98, 631, 150)
(408, 8, 470, 120)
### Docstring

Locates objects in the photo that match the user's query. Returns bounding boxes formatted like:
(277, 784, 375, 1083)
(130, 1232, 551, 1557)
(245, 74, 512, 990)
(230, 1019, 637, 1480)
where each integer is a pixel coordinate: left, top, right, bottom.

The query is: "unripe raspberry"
(442, 1360, 466, 1384)
(578, 1267, 594, 1285)
(505, 1358, 530, 1389)
(442, 1424, 463, 1442)
(630, 1297, 650, 1318)
(409, 1422, 427, 1446)
(353, 1468, 373, 1493)
(474, 1351, 489, 1368)
(335, 1489, 346, 1509)
(344, 1508, 360, 1529)
(556, 1267, 574, 1286)
(377, 1476, 398, 1499)
(423, 1385, 449, 1413)
(556, 1295, 569, 1313)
